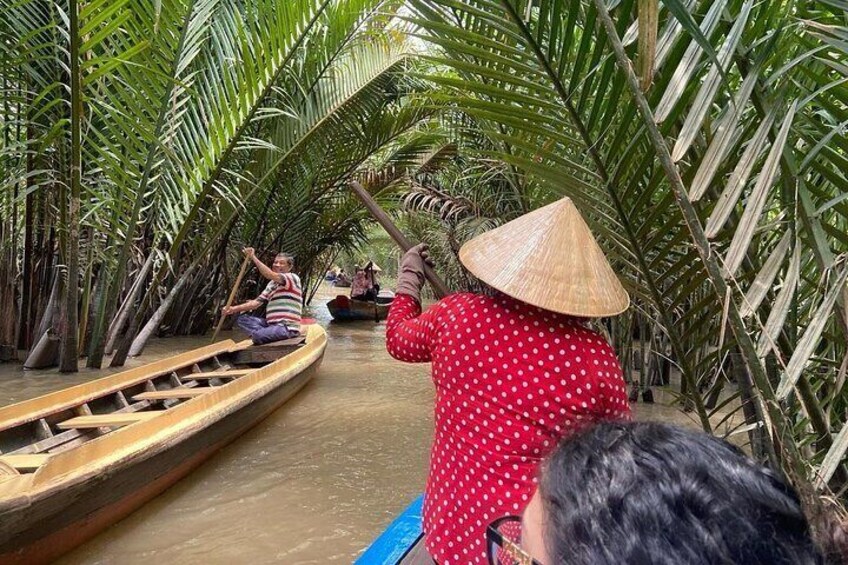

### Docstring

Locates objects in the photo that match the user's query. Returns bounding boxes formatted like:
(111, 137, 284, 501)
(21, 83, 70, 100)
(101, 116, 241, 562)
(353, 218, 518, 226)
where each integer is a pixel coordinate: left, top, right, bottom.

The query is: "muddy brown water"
(0, 286, 703, 564)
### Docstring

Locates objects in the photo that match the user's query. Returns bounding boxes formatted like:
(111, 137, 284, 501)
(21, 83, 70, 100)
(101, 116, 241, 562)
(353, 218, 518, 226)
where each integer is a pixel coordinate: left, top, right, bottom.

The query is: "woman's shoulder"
(435, 291, 486, 309)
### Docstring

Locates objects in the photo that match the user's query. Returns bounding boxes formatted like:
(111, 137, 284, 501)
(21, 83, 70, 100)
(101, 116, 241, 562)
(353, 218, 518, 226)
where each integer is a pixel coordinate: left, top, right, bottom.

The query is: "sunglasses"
(486, 515, 544, 565)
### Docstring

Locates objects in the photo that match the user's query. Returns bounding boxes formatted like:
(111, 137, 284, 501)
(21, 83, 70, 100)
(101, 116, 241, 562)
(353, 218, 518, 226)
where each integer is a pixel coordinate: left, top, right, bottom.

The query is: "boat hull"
(327, 296, 390, 322)
(0, 329, 326, 564)
(356, 496, 424, 564)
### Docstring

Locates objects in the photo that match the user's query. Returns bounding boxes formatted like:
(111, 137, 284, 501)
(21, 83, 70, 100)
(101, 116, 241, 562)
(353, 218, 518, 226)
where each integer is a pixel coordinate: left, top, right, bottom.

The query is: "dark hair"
(539, 421, 825, 565)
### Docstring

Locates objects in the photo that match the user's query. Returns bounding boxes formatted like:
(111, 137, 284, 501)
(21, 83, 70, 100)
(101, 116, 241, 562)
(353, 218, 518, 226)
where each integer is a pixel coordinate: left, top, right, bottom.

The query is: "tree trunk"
(23, 329, 61, 370)
(77, 236, 96, 355)
(2, 77, 20, 351)
(730, 348, 775, 464)
(16, 166, 35, 352)
(129, 268, 195, 357)
(24, 267, 62, 369)
(0, 227, 17, 347)
(102, 252, 154, 357)
(16, 82, 37, 353)
(34, 267, 61, 342)
(29, 203, 54, 343)
(110, 303, 142, 367)
(169, 268, 208, 334)
(638, 315, 650, 389)
(60, 0, 82, 373)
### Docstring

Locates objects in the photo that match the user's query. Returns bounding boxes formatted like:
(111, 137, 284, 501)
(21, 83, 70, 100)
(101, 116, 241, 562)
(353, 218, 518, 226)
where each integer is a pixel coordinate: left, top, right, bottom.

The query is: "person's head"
(273, 253, 293, 273)
(492, 421, 826, 565)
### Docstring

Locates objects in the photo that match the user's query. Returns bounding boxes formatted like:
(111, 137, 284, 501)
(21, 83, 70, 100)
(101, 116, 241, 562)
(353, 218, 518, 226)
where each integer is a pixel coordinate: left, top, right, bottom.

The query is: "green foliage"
(404, 0, 848, 511)
(0, 0, 443, 365)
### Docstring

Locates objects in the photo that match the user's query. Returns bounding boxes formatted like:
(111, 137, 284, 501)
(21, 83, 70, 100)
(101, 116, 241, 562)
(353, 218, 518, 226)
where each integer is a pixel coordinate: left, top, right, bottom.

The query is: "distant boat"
(0, 325, 327, 564)
(327, 295, 391, 322)
(356, 496, 424, 564)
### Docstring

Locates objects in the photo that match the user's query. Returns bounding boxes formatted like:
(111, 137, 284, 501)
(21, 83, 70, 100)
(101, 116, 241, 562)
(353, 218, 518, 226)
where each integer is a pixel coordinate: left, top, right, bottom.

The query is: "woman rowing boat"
(385, 197, 632, 564)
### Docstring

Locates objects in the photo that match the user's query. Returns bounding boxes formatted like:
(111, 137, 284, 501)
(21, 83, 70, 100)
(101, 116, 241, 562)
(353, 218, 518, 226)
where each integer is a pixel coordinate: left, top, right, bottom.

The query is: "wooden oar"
(211, 255, 251, 342)
(367, 264, 380, 323)
(349, 181, 451, 299)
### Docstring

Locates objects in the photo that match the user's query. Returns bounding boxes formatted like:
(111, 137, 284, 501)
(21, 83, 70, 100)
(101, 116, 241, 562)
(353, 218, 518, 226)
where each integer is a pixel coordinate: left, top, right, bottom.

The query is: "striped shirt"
(257, 273, 302, 330)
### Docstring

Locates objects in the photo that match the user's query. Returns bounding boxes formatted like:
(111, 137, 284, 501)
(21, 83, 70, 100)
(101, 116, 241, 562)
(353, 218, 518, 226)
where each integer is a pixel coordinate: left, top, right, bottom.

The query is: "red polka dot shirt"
(386, 292, 631, 565)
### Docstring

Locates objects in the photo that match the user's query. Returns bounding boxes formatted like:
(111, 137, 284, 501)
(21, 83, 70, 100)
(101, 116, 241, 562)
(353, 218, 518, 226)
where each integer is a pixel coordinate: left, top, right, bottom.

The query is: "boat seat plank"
(182, 369, 252, 380)
(132, 389, 210, 400)
(0, 454, 50, 471)
(114, 399, 155, 414)
(57, 412, 162, 429)
(232, 340, 306, 364)
(8, 428, 97, 455)
(257, 336, 306, 347)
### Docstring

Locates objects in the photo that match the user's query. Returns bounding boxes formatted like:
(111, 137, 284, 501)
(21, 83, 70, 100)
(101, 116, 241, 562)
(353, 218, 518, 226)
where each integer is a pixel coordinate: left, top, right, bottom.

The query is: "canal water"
(0, 285, 705, 564)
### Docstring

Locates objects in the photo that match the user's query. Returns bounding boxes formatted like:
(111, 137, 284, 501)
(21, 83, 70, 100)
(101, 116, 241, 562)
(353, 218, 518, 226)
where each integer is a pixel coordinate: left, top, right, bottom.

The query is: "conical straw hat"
(458, 198, 629, 317)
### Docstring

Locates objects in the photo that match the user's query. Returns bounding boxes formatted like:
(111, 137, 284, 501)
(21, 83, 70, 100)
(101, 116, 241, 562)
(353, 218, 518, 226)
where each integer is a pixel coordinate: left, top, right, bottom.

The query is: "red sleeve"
(596, 341, 632, 421)
(386, 293, 452, 363)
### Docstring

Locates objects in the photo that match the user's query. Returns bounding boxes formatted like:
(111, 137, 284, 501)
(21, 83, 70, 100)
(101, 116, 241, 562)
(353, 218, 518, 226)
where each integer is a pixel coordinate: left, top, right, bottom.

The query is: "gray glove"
(396, 243, 434, 303)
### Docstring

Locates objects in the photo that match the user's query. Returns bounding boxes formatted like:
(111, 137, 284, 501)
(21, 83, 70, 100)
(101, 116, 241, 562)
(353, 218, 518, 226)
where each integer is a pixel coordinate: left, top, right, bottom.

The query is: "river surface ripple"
(0, 286, 697, 564)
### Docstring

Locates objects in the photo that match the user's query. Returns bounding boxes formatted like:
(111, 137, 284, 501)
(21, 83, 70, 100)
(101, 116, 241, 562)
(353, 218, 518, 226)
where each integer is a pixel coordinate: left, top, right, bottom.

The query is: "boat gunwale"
(0, 339, 243, 431)
(354, 495, 424, 565)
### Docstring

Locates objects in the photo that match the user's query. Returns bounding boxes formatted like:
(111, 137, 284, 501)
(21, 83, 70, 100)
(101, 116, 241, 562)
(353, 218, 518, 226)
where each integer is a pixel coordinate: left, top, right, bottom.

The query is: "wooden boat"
(327, 295, 391, 322)
(356, 496, 424, 564)
(0, 325, 327, 564)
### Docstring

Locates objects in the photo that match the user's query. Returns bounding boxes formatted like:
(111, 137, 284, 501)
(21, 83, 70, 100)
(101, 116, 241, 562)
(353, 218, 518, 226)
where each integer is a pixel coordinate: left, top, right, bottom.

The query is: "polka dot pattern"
(386, 292, 631, 565)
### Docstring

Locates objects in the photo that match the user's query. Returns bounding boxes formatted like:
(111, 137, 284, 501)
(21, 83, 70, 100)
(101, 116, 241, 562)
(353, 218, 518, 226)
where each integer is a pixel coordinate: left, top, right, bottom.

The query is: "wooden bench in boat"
(232, 336, 307, 365)
(259, 336, 306, 347)
(181, 369, 253, 380)
(0, 454, 50, 472)
(57, 412, 162, 430)
(132, 389, 211, 401)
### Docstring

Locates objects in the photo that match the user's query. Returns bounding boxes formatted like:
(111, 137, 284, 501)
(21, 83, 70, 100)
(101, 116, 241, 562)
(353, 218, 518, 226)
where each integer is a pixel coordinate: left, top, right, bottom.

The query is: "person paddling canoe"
(222, 247, 302, 345)
(385, 197, 632, 565)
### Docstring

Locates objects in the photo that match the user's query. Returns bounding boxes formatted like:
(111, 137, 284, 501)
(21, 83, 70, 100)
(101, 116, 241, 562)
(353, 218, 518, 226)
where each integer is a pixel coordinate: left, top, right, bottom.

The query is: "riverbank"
(0, 285, 717, 563)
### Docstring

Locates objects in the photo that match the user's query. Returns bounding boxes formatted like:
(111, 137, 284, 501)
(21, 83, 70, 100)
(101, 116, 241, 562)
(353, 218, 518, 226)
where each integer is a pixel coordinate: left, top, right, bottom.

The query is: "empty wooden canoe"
(0, 324, 327, 564)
